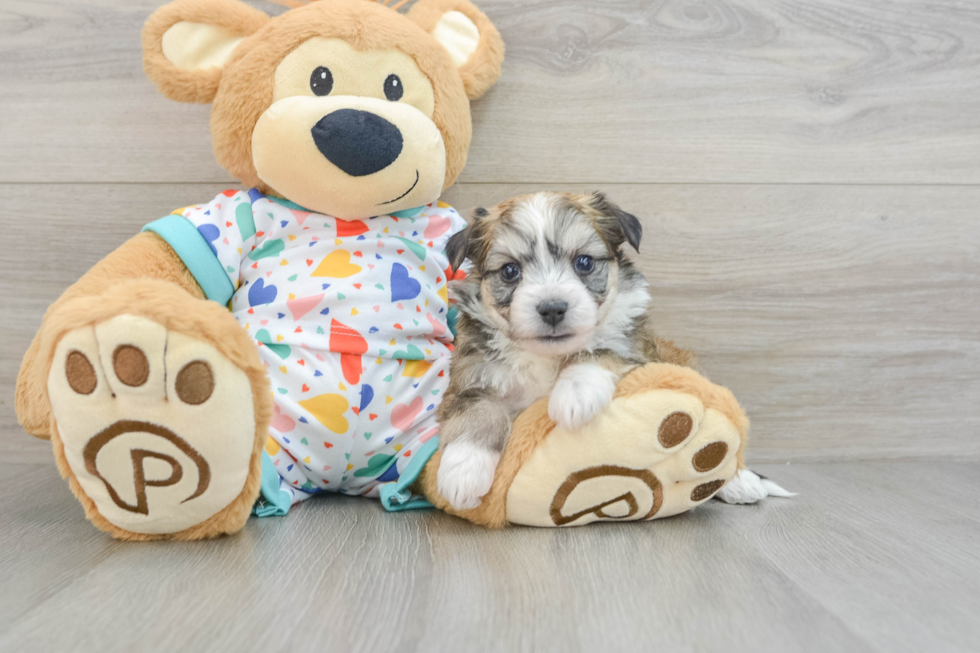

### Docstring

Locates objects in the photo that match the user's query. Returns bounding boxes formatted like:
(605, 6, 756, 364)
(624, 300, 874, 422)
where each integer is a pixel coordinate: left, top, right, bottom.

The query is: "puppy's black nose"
(537, 301, 568, 327)
(311, 109, 403, 176)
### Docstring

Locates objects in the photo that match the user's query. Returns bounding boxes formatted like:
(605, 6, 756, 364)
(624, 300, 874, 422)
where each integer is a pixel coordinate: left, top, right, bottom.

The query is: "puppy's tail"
(715, 468, 796, 505)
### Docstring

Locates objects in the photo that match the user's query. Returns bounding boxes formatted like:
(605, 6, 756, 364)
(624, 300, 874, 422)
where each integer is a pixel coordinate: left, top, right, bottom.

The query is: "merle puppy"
(434, 191, 700, 510)
(436, 191, 791, 510)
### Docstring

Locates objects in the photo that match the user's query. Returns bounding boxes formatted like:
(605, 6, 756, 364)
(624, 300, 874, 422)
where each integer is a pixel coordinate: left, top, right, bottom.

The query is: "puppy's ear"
(142, 0, 269, 104)
(445, 227, 471, 272)
(409, 0, 505, 100)
(588, 192, 642, 252)
(445, 207, 489, 271)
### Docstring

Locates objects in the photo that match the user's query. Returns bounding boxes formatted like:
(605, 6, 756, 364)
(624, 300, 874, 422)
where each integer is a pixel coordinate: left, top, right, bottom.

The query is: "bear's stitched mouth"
(378, 170, 420, 206)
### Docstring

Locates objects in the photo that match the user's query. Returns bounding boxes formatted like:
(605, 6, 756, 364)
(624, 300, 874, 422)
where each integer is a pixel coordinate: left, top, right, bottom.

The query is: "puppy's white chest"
(498, 351, 560, 413)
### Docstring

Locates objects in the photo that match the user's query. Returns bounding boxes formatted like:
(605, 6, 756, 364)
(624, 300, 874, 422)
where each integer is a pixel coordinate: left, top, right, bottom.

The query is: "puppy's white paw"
(715, 469, 796, 504)
(548, 363, 618, 430)
(437, 441, 501, 511)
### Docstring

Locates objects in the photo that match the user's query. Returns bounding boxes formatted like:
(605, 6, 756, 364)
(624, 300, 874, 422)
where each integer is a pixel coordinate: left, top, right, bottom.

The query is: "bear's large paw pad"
(506, 388, 741, 527)
(48, 315, 256, 535)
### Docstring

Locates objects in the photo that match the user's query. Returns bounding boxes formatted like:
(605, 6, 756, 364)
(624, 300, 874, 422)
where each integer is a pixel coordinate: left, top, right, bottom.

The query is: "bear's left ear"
(408, 0, 504, 100)
(142, 0, 269, 104)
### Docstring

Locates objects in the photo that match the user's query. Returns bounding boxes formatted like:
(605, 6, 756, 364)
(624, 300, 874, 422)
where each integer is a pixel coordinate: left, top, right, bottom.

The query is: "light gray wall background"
(2, 0, 977, 464)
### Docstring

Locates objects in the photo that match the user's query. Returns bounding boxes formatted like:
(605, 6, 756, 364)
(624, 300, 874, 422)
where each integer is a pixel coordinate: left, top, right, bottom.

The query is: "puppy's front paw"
(437, 441, 501, 511)
(548, 364, 618, 430)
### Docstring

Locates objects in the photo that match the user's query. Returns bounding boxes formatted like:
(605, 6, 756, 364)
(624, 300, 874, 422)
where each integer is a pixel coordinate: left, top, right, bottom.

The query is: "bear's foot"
(40, 281, 270, 540)
(420, 363, 751, 528)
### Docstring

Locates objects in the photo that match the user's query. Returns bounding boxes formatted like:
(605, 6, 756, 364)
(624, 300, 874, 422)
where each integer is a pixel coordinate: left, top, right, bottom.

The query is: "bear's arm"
(16, 232, 203, 439)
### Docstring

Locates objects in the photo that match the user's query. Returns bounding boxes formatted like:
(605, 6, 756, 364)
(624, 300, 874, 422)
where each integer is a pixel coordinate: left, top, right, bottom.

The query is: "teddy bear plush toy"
(15, 0, 755, 540)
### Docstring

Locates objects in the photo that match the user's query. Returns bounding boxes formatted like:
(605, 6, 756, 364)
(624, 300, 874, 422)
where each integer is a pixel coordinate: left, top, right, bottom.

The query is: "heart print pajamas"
(145, 189, 465, 508)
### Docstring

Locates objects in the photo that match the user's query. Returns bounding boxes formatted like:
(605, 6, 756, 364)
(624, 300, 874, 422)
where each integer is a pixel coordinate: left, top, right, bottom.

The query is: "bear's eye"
(384, 74, 404, 102)
(310, 67, 333, 96)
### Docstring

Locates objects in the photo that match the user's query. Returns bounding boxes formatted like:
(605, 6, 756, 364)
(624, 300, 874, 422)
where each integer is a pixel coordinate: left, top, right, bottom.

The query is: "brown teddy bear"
(15, 0, 764, 541)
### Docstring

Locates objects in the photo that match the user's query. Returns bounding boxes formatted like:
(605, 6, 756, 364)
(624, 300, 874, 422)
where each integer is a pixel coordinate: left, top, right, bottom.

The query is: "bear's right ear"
(409, 0, 505, 100)
(142, 0, 269, 104)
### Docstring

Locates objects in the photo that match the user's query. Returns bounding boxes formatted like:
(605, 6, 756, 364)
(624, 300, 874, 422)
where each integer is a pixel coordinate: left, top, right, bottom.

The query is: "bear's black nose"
(311, 109, 403, 177)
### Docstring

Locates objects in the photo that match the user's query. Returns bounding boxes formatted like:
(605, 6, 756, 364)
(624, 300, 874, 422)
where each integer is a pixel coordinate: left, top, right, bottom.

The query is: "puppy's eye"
(384, 74, 404, 101)
(310, 67, 333, 96)
(501, 263, 522, 282)
(574, 255, 595, 274)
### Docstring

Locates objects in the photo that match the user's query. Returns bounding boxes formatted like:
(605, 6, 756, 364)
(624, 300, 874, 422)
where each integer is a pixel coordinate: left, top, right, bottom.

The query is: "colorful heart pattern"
(171, 190, 465, 503)
(423, 214, 451, 239)
(287, 293, 324, 320)
(312, 250, 362, 278)
(198, 224, 220, 255)
(271, 404, 295, 433)
(298, 394, 350, 434)
(248, 278, 278, 306)
(390, 263, 422, 302)
(255, 328, 291, 359)
(249, 238, 285, 261)
(391, 396, 424, 433)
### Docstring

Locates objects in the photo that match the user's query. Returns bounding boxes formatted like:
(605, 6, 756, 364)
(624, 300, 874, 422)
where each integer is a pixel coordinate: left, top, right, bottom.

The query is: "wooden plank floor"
(0, 460, 977, 652)
(1, 0, 978, 651)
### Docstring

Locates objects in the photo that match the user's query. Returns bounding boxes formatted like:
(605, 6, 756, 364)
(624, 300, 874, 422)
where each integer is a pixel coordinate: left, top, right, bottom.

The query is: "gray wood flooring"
(0, 460, 977, 652)
(1, 0, 978, 651)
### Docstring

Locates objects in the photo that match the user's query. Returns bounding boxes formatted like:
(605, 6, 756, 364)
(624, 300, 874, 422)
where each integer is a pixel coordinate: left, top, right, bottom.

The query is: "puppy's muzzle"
(311, 109, 403, 177)
(537, 301, 568, 328)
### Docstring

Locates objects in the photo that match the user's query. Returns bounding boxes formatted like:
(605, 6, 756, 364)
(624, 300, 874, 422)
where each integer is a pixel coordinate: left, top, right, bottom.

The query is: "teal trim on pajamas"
(252, 451, 292, 517)
(143, 215, 236, 305)
(379, 436, 439, 512)
(389, 205, 426, 219)
(446, 306, 460, 338)
(266, 196, 310, 212)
